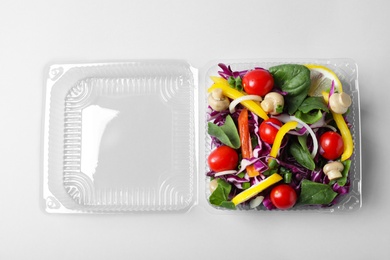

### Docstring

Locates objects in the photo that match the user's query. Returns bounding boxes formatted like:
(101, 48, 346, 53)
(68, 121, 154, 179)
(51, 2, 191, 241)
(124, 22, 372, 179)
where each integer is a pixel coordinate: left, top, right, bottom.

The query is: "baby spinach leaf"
(298, 180, 338, 205)
(209, 179, 236, 209)
(289, 136, 315, 171)
(298, 96, 329, 113)
(220, 201, 236, 209)
(208, 115, 241, 149)
(295, 110, 323, 124)
(297, 134, 309, 151)
(295, 96, 329, 124)
(337, 160, 351, 186)
(269, 64, 311, 114)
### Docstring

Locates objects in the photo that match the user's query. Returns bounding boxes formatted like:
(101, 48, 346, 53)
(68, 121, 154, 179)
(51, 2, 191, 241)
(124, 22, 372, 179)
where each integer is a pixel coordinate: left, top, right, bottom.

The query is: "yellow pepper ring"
(322, 91, 354, 161)
(269, 121, 299, 159)
(208, 77, 269, 120)
(231, 173, 283, 206)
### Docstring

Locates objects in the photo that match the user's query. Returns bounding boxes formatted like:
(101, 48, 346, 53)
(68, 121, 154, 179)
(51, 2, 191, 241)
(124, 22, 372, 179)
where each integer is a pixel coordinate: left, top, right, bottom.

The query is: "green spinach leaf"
(269, 64, 311, 114)
(295, 110, 323, 124)
(295, 96, 329, 124)
(289, 136, 315, 171)
(209, 179, 236, 209)
(208, 115, 241, 149)
(220, 201, 236, 209)
(337, 160, 351, 186)
(298, 180, 338, 205)
(298, 96, 329, 113)
(297, 134, 309, 152)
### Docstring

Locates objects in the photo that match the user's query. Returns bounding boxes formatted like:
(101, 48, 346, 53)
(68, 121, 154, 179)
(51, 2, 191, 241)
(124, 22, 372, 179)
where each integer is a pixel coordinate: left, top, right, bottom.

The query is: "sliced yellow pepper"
(322, 91, 354, 161)
(231, 173, 283, 206)
(210, 76, 230, 86)
(269, 121, 299, 159)
(208, 77, 269, 120)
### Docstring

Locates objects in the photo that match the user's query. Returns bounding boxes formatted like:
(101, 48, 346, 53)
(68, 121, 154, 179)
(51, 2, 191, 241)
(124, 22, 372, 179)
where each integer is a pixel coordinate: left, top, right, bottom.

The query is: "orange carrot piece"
(238, 108, 259, 177)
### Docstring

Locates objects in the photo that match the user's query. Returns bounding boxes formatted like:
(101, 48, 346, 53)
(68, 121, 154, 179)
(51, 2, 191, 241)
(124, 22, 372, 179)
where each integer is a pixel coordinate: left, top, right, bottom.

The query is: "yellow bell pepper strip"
(269, 121, 299, 161)
(231, 173, 283, 206)
(238, 108, 259, 177)
(208, 77, 269, 120)
(322, 91, 354, 161)
(210, 76, 230, 86)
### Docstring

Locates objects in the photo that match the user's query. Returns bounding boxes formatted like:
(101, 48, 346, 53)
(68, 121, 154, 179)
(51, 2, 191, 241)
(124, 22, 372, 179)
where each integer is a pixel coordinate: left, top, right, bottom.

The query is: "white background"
(1, 0, 389, 259)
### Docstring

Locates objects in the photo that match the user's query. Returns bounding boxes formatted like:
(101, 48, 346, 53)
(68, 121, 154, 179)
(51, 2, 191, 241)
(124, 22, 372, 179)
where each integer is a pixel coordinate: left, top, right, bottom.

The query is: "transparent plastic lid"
(43, 61, 198, 213)
(42, 59, 361, 213)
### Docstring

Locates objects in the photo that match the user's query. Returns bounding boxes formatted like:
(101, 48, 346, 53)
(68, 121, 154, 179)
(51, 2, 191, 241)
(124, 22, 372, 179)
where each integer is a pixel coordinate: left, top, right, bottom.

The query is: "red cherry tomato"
(208, 146, 239, 172)
(319, 131, 344, 160)
(259, 118, 283, 144)
(242, 69, 274, 96)
(270, 184, 297, 210)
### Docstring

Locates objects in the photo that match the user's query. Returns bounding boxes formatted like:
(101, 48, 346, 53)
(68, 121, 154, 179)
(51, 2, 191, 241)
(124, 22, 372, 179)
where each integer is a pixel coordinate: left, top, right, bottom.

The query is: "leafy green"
(297, 134, 309, 151)
(208, 115, 241, 149)
(295, 110, 323, 124)
(220, 201, 236, 209)
(298, 96, 329, 113)
(269, 64, 311, 114)
(292, 97, 328, 124)
(337, 160, 351, 186)
(295, 96, 329, 124)
(289, 135, 315, 170)
(298, 180, 338, 205)
(227, 76, 243, 91)
(209, 179, 236, 209)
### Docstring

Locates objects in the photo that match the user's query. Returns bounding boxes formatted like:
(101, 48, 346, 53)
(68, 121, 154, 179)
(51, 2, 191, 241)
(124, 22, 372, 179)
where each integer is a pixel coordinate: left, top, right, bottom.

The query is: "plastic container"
(42, 59, 361, 213)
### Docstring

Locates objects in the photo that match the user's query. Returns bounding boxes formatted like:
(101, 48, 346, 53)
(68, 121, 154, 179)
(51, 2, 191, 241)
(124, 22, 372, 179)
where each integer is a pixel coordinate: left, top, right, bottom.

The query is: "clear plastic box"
(42, 59, 361, 213)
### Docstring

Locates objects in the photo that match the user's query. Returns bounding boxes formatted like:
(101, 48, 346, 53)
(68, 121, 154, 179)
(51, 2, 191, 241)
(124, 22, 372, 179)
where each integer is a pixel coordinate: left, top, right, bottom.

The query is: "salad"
(206, 63, 354, 210)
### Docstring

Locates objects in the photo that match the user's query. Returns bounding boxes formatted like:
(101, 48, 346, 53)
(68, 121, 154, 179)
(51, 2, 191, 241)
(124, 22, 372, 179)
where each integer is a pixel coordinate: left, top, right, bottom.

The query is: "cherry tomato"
(259, 118, 283, 144)
(208, 146, 239, 172)
(319, 131, 344, 160)
(270, 184, 297, 210)
(242, 69, 274, 96)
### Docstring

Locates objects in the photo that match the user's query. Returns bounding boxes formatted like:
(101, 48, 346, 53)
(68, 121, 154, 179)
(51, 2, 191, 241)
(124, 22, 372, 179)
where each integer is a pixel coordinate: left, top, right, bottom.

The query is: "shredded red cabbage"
(218, 63, 248, 80)
(262, 195, 276, 210)
(330, 80, 335, 96)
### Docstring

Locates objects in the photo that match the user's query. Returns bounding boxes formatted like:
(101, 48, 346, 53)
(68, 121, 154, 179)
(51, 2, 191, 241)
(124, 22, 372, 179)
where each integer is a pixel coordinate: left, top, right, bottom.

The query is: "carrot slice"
(238, 108, 259, 177)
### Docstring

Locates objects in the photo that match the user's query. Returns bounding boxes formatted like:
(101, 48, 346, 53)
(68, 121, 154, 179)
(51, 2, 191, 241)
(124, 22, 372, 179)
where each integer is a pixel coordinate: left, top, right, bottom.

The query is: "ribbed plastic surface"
(43, 61, 197, 213)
